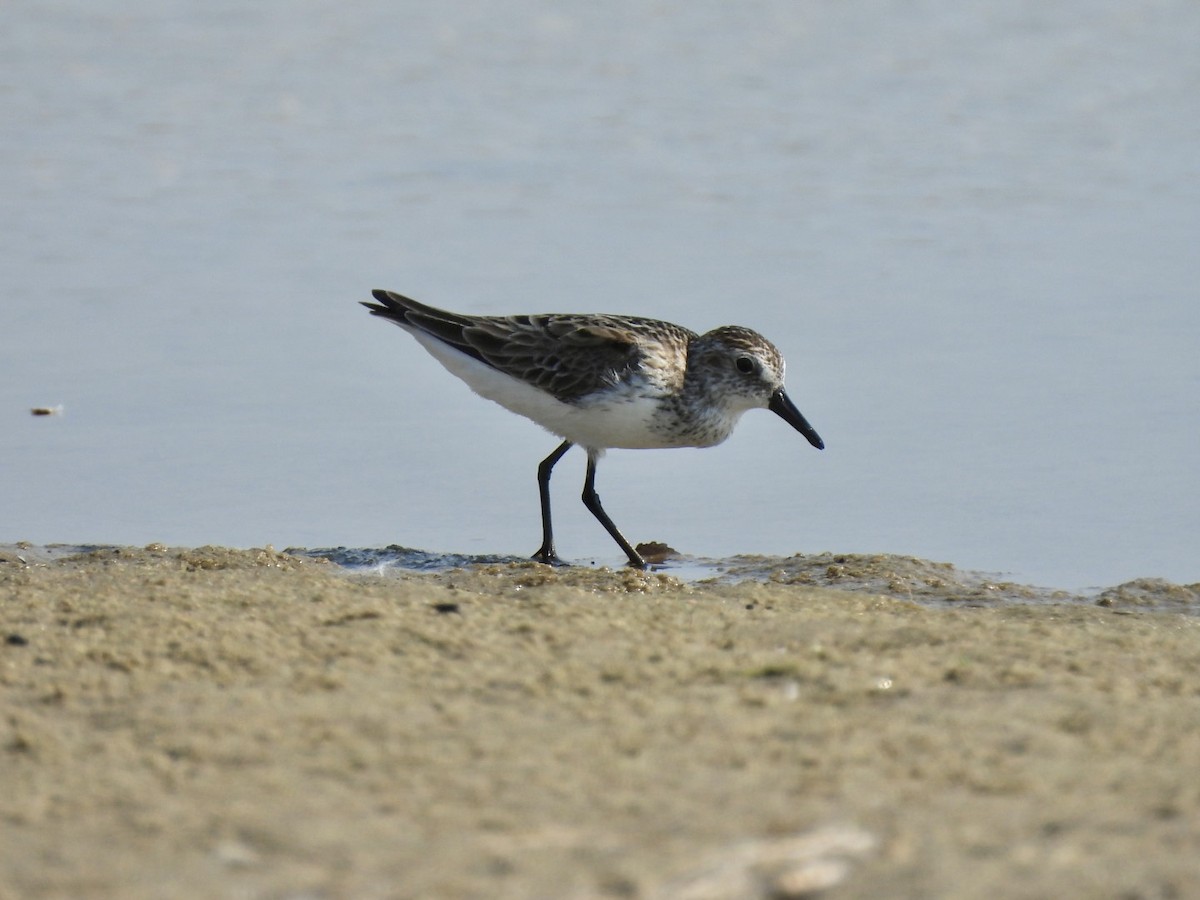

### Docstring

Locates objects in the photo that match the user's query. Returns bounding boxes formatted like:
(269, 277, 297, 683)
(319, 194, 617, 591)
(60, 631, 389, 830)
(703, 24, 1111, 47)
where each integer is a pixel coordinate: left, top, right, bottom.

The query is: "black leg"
(531, 440, 573, 565)
(581, 452, 647, 569)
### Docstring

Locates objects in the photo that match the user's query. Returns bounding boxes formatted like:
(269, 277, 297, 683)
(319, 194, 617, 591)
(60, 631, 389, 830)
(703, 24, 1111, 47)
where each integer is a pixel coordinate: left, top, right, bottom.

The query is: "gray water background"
(3, 1, 1197, 591)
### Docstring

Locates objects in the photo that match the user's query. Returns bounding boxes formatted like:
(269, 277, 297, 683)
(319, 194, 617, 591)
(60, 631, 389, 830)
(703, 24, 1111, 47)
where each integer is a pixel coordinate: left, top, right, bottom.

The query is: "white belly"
(409, 330, 671, 450)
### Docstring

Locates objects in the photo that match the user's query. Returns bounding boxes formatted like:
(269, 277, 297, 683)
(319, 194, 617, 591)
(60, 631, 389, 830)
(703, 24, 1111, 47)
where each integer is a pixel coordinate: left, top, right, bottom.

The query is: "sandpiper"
(362, 289, 824, 568)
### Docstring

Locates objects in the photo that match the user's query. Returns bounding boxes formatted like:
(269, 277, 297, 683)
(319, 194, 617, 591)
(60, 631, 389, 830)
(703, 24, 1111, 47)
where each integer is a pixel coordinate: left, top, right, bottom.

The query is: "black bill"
(768, 388, 824, 450)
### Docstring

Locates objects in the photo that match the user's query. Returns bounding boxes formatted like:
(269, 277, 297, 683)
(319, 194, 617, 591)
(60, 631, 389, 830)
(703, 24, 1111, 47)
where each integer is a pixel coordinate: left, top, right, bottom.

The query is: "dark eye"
(735, 356, 755, 375)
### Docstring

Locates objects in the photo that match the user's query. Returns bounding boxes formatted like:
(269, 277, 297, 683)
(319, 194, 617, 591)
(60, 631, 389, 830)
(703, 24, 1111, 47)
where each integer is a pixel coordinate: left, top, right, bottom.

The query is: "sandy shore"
(2, 545, 1198, 899)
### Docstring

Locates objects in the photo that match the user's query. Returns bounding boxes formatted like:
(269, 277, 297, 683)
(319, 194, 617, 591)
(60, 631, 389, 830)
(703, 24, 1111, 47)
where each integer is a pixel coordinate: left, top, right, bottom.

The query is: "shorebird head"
(695, 327, 824, 450)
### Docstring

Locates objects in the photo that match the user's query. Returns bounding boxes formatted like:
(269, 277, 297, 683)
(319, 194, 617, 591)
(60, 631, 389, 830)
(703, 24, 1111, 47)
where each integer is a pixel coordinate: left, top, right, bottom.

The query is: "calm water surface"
(3, 1, 1198, 591)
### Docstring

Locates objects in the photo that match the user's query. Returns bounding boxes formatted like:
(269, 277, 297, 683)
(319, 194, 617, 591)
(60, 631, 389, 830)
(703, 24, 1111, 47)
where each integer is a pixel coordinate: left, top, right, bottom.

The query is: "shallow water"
(8, 541, 1197, 613)
(3, 1, 1198, 592)
(11, 541, 1179, 614)
(300, 546, 1199, 613)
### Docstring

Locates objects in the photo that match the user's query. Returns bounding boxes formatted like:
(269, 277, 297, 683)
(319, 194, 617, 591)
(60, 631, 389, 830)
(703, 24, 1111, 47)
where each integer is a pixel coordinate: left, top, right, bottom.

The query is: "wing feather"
(364, 290, 694, 402)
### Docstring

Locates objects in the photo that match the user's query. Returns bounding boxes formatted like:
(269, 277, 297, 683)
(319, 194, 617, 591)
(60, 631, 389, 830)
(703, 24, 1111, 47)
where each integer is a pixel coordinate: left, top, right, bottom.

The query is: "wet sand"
(2, 545, 1198, 899)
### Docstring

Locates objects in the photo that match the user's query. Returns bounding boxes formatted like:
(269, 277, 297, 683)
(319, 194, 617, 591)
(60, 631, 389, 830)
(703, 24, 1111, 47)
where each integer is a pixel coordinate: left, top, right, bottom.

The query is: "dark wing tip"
(362, 290, 415, 322)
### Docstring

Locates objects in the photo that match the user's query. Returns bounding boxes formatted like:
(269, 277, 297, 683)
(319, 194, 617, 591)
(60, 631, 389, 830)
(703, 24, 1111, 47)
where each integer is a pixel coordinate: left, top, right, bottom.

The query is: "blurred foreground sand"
(2, 546, 1198, 898)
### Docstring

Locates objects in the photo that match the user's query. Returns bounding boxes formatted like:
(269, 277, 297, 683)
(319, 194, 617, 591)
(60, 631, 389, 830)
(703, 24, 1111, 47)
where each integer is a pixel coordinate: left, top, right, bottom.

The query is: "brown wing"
(462, 316, 652, 401)
(364, 290, 693, 402)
